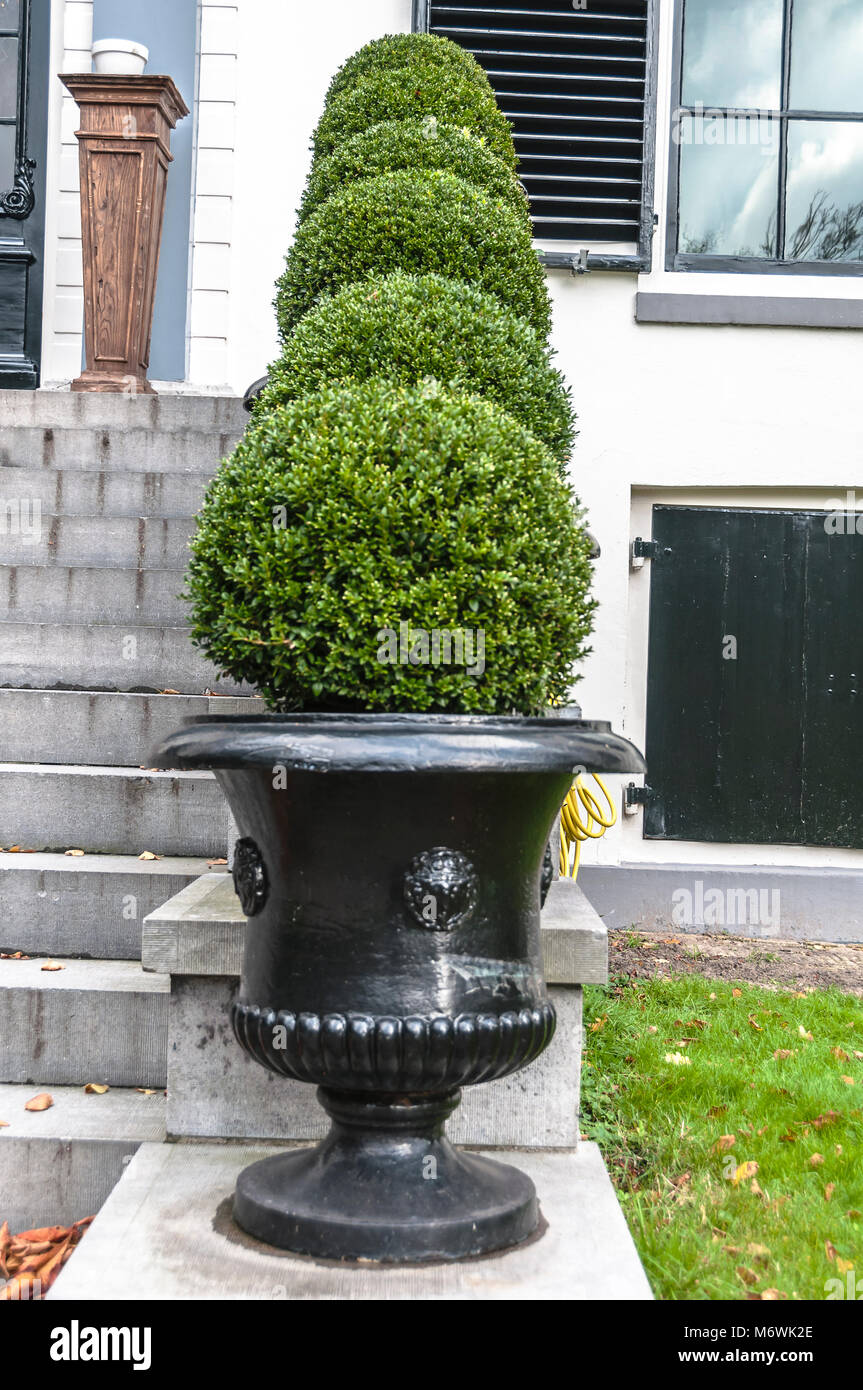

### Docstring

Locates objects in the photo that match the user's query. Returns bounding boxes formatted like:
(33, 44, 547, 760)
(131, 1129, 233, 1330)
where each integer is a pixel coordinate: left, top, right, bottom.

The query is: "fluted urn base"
(233, 1088, 538, 1263)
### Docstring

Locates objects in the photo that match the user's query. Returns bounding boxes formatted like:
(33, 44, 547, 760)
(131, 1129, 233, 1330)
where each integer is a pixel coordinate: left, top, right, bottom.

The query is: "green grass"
(581, 975, 863, 1300)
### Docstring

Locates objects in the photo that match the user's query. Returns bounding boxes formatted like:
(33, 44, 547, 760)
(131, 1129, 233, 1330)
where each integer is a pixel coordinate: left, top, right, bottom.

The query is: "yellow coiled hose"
(558, 775, 617, 880)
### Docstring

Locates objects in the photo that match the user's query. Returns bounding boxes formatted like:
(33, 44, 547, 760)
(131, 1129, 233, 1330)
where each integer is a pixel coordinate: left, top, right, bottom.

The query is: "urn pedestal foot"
(233, 1088, 539, 1263)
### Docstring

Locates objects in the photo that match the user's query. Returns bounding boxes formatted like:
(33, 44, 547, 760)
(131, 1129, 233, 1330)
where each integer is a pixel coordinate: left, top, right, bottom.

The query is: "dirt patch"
(609, 929, 863, 996)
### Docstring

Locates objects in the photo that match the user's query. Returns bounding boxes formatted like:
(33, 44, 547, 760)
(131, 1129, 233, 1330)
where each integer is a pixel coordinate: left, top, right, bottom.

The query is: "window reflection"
(785, 122, 863, 261)
(682, 0, 783, 110)
(679, 116, 779, 257)
(790, 0, 863, 114)
(0, 37, 18, 119)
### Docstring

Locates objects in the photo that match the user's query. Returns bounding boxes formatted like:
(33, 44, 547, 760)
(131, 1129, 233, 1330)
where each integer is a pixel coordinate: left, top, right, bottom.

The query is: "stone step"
(46, 1140, 654, 1301)
(3, 515, 196, 569)
(0, 564, 189, 626)
(0, 391, 245, 473)
(0, 854, 222, 959)
(143, 875, 605, 1147)
(0, 1083, 166, 1234)
(0, 957, 169, 1087)
(0, 764, 229, 856)
(0, 465, 211, 518)
(0, 690, 263, 765)
(0, 621, 249, 695)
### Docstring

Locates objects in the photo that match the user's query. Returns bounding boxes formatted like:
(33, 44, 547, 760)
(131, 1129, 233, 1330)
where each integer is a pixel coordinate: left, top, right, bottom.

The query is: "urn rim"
(150, 712, 646, 776)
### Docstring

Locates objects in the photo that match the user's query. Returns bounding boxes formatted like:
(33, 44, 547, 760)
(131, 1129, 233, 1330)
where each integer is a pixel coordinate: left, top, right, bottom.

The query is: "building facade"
(6, 0, 863, 935)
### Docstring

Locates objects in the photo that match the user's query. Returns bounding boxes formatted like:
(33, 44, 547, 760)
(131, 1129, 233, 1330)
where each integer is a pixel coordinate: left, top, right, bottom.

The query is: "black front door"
(0, 0, 49, 388)
(644, 505, 863, 848)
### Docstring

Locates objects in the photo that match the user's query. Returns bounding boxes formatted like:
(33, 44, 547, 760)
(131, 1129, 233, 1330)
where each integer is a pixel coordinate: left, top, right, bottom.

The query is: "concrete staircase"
(0, 392, 261, 1231)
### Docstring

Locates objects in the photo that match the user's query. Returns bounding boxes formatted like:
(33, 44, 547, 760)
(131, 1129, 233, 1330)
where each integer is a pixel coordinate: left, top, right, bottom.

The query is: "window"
(669, 0, 863, 274)
(414, 1, 657, 272)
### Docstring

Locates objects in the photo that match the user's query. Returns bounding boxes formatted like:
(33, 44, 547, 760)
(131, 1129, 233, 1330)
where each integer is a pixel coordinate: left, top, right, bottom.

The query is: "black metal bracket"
(625, 783, 653, 808)
(632, 537, 660, 560)
(0, 156, 37, 219)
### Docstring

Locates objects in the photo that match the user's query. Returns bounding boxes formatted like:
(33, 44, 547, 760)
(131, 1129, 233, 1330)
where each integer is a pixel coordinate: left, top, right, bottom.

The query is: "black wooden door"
(644, 505, 863, 847)
(0, 0, 49, 388)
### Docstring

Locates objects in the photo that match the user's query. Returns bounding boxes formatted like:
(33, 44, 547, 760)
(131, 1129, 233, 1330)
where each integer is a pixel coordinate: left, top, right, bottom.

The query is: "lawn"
(581, 973, 863, 1300)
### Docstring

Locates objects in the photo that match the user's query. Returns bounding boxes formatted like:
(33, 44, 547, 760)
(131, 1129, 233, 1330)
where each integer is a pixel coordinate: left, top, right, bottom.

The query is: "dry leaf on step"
(24, 1093, 53, 1112)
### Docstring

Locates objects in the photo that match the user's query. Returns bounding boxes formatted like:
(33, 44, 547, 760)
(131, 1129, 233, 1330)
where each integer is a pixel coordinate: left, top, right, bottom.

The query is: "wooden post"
(60, 74, 189, 395)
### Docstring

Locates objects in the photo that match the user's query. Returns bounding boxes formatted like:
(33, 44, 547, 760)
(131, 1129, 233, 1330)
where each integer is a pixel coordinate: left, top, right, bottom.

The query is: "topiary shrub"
(312, 66, 516, 170)
(323, 31, 495, 107)
(257, 272, 574, 465)
(274, 170, 551, 342)
(187, 382, 595, 714)
(299, 119, 530, 228)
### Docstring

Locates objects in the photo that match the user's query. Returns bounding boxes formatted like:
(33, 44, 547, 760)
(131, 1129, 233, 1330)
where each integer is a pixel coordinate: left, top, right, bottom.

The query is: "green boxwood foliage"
(274, 170, 551, 341)
(299, 119, 531, 228)
(257, 272, 574, 465)
(324, 32, 495, 106)
(187, 383, 595, 714)
(312, 66, 516, 170)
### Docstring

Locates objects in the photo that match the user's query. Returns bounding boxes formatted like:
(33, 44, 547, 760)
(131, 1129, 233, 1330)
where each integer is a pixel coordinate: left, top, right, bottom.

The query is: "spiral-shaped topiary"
(257, 272, 574, 465)
(312, 66, 517, 170)
(274, 170, 551, 342)
(187, 382, 595, 714)
(299, 119, 530, 229)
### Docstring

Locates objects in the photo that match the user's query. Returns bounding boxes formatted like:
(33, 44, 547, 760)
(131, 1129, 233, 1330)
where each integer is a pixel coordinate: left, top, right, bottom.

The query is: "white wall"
(41, 0, 93, 385)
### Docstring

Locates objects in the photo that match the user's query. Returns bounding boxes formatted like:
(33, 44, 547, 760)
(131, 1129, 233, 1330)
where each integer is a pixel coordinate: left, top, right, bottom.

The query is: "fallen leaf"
(835, 1144, 843, 1156)
(747, 1243, 771, 1262)
(709, 992, 717, 1000)
(748, 1016, 763, 1032)
(8, 846, 21, 853)
(715, 1134, 736, 1152)
(798, 1025, 814, 1041)
(854, 1052, 863, 1061)
(0, 1121, 8, 1129)
(846, 1210, 861, 1221)
(24, 1093, 53, 1112)
(83, 1083, 109, 1095)
(832, 1047, 850, 1061)
(664, 1052, 691, 1066)
(811, 1111, 840, 1129)
(160, 689, 180, 695)
(825, 1183, 835, 1202)
(41, 961, 64, 972)
(207, 858, 228, 867)
(840, 1076, 856, 1086)
(825, 1240, 838, 1262)
(809, 1153, 825, 1166)
(732, 988, 742, 998)
(733, 1160, 759, 1185)
(138, 851, 160, 861)
(64, 849, 85, 857)
(707, 1104, 728, 1118)
(736, 1266, 758, 1286)
(757, 1289, 782, 1300)
(135, 1088, 157, 1095)
(647, 1025, 658, 1033)
(750, 1180, 766, 1197)
(837, 1257, 855, 1276)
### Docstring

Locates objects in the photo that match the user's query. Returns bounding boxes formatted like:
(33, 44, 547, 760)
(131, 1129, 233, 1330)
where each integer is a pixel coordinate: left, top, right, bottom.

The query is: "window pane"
(0, 123, 13, 187)
(785, 121, 863, 262)
(0, 1, 20, 32)
(678, 115, 780, 256)
(682, 0, 783, 110)
(0, 36, 18, 118)
(790, 0, 863, 113)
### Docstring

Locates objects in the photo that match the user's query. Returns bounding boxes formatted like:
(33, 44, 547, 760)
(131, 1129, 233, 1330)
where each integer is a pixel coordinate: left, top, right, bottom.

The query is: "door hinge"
(624, 783, 653, 813)
(631, 536, 657, 570)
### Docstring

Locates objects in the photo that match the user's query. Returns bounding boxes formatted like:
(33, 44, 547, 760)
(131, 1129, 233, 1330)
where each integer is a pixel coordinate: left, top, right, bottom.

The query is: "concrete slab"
(0, 854, 219, 959)
(142, 873, 608, 985)
(2, 515, 196, 570)
(0, 466, 211, 518)
(0, 957, 169, 1087)
(0, 1084, 166, 1233)
(164, 977, 583, 1148)
(581, 862, 863, 944)
(48, 1140, 652, 1301)
(0, 564, 190, 627)
(0, 763, 229, 857)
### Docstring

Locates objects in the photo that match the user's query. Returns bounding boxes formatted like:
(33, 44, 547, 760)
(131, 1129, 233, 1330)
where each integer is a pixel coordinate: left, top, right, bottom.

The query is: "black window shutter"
(416, 1, 655, 267)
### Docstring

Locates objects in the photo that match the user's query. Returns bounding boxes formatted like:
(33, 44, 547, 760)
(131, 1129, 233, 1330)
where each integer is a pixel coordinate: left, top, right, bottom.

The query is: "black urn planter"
(154, 714, 644, 1263)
